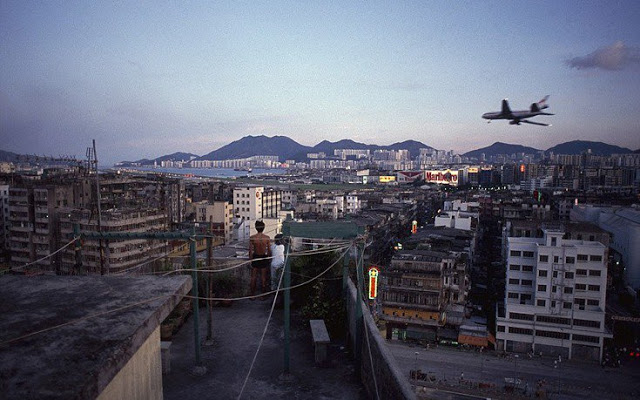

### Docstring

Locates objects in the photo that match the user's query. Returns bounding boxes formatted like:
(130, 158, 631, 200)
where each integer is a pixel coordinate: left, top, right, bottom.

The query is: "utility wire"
(236, 243, 289, 400)
(162, 244, 351, 276)
(0, 294, 171, 347)
(6, 238, 78, 273)
(183, 245, 351, 302)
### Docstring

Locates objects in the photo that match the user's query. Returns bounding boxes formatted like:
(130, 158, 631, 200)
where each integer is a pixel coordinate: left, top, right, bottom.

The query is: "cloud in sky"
(566, 41, 640, 71)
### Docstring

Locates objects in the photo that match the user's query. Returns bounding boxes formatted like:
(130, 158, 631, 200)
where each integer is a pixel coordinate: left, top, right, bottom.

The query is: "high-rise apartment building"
(496, 230, 611, 362)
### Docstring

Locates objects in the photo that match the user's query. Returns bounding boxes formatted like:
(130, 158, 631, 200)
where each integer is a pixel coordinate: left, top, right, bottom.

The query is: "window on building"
(509, 278, 519, 285)
(564, 287, 573, 294)
(574, 319, 600, 328)
(536, 330, 570, 340)
(539, 270, 548, 277)
(551, 237, 557, 246)
(554, 256, 559, 263)
(576, 269, 587, 276)
(587, 299, 599, 307)
(588, 285, 600, 292)
(508, 292, 518, 299)
(522, 265, 533, 272)
(521, 280, 533, 287)
(575, 283, 587, 291)
(537, 284, 547, 292)
(577, 254, 588, 262)
(537, 315, 570, 325)
(589, 270, 601, 277)
(510, 250, 521, 257)
(566, 256, 575, 264)
(508, 327, 533, 335)
(590, 255, 603, 262)
(563, 302, 572, 309)
(565, 272, 574, 279)
(497, 325, 505, 332)
(573, 334, 599, 343)
(509, 264, 521, 271)
(510, 312, 534, 320)
(537, 299, 546, 307)
(539, 255, 549, 263)
(523, 251, 534, 258)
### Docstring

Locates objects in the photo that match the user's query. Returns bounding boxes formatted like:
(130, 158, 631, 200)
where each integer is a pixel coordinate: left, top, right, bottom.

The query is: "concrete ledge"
(346, 279, 416, 400)
(0, 275, 192, 400)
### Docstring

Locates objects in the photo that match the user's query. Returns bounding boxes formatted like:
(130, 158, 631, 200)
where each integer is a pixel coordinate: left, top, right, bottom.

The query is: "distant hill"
(308, 139, 432, 160)
(545, 140, 632, 156)
(199, 135, 311, 161)
(198, 136, 433, 162)
(117, 152, 199, 166)
(463, 142, 541, 159)
(0, 150, 21, 162)
(153, 152, 199, 162)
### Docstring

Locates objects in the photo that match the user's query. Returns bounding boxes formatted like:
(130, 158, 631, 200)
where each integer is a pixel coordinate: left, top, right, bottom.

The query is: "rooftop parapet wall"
(0, 275, 192, 400)
(346, 279, 416, 400)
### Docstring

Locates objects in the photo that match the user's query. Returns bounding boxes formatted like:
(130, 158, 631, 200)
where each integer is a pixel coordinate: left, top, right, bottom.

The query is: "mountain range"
(0, 137, 635, 165)
(196, 136, 432, 163)
(133, 137, 634, 165)
(462, 140, 633, 159)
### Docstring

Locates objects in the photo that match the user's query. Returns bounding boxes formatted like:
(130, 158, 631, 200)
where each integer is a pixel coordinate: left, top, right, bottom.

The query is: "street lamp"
(414, 351, 419, 380)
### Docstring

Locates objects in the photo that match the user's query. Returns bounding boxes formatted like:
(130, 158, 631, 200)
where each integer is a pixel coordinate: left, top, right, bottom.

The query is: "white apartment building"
(233, 185, 282, 232)
(496, 230, 611, 362)
(346, 195, 361, 214)
(233, 186, 264, 222)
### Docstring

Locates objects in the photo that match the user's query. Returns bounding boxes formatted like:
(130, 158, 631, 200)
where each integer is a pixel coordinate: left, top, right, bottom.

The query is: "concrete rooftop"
(163, 298, 366, 400)
(0, 274, 191, 400)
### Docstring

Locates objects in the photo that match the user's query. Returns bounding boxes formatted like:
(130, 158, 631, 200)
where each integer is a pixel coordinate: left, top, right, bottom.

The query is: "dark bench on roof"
(309, 319, 330, 365)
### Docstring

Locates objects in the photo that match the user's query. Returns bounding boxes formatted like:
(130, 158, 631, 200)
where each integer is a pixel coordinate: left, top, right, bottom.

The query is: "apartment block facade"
(380, 250, 468, 342)
(496, 230, 611, 362)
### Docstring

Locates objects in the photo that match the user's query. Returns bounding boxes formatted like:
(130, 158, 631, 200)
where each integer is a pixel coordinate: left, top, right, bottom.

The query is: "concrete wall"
(97, 327, 163, 400)
(346, 280, 416, 400)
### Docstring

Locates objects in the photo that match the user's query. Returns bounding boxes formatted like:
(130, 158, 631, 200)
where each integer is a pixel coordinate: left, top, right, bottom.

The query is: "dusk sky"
(2, 1, 639, 165)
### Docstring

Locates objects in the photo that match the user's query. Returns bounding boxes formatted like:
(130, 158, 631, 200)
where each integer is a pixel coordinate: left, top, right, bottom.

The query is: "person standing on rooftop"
(249, 220, 271, 299)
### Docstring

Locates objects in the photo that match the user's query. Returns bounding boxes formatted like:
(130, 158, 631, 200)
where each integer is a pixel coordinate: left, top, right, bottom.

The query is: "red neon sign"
(368, 267, 379, 299)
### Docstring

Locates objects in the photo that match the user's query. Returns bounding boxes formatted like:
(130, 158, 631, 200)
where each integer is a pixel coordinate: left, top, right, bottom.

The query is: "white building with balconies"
(496, 230, 611, 362)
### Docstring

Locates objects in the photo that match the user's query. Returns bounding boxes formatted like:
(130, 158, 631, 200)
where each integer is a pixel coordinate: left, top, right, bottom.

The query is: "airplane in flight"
(482, 95, 553, 126)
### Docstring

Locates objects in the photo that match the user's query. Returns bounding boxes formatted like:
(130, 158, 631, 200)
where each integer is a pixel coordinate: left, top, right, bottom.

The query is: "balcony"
(32, 235, 49, 244)
(10, 223, 33, 232)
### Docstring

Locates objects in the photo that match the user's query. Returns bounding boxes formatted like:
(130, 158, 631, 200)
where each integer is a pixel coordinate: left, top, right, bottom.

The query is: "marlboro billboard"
(424, 169, 461, 186)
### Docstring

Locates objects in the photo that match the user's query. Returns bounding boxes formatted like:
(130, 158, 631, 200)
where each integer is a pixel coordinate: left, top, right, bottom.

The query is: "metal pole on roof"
(283, 238, 292, 376)
(354, 240, 364, 376)
(191, 225, 205, 374)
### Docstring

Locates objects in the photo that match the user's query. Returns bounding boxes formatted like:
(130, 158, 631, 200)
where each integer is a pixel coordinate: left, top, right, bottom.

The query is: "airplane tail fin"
(530, 95, 550, 112)
(501, 99, 512, 117)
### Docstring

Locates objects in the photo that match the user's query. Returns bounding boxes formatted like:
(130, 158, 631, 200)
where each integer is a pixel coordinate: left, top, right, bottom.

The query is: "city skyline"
(2, 1, 640, 165)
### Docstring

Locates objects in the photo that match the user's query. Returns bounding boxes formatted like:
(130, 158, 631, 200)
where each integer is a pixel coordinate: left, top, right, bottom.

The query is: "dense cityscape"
(1, 139, 639, 398)
(3, 1, 640, 399)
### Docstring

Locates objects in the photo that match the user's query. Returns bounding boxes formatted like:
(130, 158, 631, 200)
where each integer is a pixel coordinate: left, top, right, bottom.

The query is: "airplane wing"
(520, 119, 550, 127)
